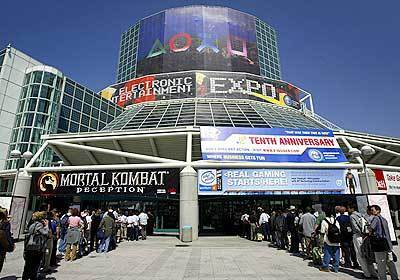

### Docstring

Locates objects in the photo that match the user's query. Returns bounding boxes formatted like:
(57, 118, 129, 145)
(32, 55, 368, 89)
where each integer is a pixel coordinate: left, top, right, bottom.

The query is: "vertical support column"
(179, 166, 198, 241)
(12, 171, 32, 239)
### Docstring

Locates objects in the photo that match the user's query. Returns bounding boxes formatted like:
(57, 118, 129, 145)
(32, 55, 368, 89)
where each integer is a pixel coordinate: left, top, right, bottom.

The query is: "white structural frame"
(16, 126, 400, 174)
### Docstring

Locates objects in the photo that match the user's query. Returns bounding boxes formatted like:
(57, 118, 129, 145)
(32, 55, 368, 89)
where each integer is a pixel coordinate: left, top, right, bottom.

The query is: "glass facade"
(58, 78, 123, 134)
(255, 18, 281, 80)
(116, 6, 281, 82)
(7, 69, 123, 168)
(117, 22, 140, 83)
(103, 98, 325, 131)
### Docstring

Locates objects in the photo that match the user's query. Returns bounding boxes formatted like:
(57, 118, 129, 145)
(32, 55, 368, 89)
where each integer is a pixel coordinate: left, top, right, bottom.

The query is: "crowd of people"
(0, 205, 154, 279)
(240, 204, 398, 280)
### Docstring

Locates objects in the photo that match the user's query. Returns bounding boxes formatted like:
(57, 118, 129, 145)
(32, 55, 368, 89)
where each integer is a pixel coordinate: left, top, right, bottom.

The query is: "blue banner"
(198, 169, 361, 195)
(200, 127, 347, 163)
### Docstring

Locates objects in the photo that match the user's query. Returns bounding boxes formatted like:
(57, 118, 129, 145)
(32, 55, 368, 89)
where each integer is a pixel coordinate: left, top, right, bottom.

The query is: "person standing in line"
(270, 210, 277, 245)
(348, 204, 378, 279)
(127, 211, 135, 241)
(240, 211, 250, 239)
(146, 210, 155, 236)
(57, 209, 71, 256)
(22, 211, 49, 280)
(138, 210, 149, 240)
(64, 208, 82, 261)
(49, 210, 59, 267)
(286, 206, 300, 254)
(89, 210, 101, 251)
(336, 206, 359, 268)
(132, 210, 140, 241)
(369, 205, 398, 280)
(0, 209, 13, 273)
(249, 211, 258, 241)
(275, 210, 286, 249)
(97, 210, 116, 253)
(299, 207, 316, 259)
(118, 211, 128, 242)
(258, 208, 270, 242)
(319, 208, 341, 273)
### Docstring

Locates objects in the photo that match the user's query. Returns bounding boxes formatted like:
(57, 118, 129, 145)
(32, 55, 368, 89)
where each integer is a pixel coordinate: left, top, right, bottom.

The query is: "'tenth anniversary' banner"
(200, 127, 347, 163)
(32, 169, 180, 196)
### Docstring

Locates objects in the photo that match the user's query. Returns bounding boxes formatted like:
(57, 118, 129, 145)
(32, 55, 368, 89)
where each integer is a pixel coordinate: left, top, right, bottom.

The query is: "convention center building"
(1, 6, 400, 241)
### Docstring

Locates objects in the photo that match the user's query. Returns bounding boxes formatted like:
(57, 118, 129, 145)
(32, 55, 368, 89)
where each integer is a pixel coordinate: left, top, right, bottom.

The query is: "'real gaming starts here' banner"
(100, 71, 301, 109)
(198, 169, 362, 195)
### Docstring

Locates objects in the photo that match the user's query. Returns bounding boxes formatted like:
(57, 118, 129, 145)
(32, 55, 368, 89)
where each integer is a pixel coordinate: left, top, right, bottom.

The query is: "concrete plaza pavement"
(1, 236, 399, 280)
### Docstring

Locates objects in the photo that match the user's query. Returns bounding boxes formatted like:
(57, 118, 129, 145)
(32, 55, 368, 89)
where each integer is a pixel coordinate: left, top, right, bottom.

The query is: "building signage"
(100, 71, 301, 109)
(136, 7, 260, 77)
(198, 169, 361, 195)
(373, 169, 400, 195)
(200, 126, 347, 163)
(32, 169, 180, 196)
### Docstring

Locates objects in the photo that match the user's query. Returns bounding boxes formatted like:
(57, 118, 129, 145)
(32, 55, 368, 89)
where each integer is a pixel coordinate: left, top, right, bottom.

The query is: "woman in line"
(65, 208, 82, 261)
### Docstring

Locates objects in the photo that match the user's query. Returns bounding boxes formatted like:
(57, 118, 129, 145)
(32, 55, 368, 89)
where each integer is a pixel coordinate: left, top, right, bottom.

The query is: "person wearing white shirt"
(258, 208, 271, 241)
(127, 211, 139, 241)
(138, 211, 149, 240)
(118, 212, 128, 241)
(319, 209, 341, 273)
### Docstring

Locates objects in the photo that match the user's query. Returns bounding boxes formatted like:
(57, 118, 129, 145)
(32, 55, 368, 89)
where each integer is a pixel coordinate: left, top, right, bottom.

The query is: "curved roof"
(102, 98, 326, 131)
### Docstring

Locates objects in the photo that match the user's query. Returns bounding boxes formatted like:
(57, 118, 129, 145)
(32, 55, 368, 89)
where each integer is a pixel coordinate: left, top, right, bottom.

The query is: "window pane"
(62, 94, 73, 107)
(32, 71, 43, 83)
(40, 85, 53, 99)
(73, 99, 82, 111)
(64, 82, 75, 95)
(23, 113, 34, 126)
(60, 106, 71, 119)
(37, 100, 50, 113)
(27, 98, 37, 111)
(30, 85, 40, 97)
(35, 114, 48, 129)
(42, 72, 55, 86)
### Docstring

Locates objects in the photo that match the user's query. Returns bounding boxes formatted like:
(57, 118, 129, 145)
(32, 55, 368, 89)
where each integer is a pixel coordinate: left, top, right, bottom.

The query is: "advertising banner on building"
(32, 169, 180, 196)
(100, 71, 301, 109)
(136, 6, 260, 77)
(200, 126, 347, 163)
(373, 169, 400, 195)
(198, 169, 361, 195)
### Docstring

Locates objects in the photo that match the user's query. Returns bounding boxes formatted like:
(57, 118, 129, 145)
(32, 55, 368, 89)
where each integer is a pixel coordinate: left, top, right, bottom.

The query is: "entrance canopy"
(20, 126, 400, 173)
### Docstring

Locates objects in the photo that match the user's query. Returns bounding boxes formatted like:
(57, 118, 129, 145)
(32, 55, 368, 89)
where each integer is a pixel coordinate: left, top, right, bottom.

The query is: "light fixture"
(10, 149, 22, 159)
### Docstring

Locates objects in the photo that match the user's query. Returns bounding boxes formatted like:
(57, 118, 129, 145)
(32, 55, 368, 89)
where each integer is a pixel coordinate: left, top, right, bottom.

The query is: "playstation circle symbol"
(308, 149, 324, 162)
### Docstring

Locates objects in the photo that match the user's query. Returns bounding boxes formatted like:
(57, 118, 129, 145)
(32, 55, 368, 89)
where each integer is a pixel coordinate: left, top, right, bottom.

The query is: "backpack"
(24, 222, 47, 252)
(325, 218, 341, 244)
(337, 216, 352, 241)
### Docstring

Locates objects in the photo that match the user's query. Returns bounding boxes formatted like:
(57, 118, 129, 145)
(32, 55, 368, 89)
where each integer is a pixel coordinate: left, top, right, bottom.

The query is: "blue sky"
(1, 0, 399, 137)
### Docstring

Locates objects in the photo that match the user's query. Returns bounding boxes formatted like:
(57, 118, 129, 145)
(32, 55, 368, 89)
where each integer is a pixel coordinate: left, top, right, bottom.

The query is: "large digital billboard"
(136, 6, 260, 77)
(100, 71, 301, 109)
(200, 126, 347, 163)
(198, 169, 361, 195)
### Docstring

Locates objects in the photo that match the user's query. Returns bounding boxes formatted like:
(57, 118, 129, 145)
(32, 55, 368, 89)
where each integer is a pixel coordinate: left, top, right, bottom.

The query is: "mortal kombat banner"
(100, 70, 300, 109)
(32, 169, 180, 196)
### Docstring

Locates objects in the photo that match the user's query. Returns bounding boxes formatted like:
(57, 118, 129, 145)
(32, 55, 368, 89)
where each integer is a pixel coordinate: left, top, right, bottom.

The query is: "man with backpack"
(348, 204, 378, 279)
(319, 208, 341, 273)
(336, 206, 359, 268)
(22, 211, 49, 280)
